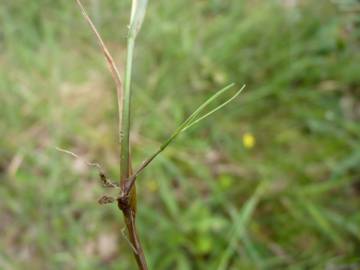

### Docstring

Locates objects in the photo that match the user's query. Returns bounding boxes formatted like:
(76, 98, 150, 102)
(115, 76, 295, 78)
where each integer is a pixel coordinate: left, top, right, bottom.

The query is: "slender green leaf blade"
(182, 84, 246, 132)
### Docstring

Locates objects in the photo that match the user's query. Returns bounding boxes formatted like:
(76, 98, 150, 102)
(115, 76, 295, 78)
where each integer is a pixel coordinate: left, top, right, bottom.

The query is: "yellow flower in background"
(243, 132, 256, 149)
(146, 179, 159, 192)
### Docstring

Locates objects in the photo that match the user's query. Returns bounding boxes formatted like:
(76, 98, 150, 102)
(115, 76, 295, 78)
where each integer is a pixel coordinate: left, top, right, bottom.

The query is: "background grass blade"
(217, 182, 267, 270)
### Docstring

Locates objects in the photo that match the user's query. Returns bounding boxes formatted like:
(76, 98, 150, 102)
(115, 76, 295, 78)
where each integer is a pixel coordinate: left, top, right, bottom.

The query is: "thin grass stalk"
(118, 35, 148, 270)
(76, 1, 148, 269)
(119, 36, 135, 186)
(118, 1, 148, 269)
(75, 0, 123, 140)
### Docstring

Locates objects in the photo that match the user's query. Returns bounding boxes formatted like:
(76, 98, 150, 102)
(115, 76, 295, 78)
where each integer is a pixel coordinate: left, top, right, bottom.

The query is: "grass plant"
(76, 1, 245, 269)
(0, 1, 359, 269)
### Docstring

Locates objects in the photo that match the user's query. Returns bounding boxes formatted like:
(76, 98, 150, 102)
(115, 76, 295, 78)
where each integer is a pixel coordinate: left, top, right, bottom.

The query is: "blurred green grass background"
(0, 0, 360, 269)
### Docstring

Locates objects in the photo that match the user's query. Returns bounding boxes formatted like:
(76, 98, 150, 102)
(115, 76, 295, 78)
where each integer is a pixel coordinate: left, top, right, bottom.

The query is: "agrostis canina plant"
(70, 0, 245, 269)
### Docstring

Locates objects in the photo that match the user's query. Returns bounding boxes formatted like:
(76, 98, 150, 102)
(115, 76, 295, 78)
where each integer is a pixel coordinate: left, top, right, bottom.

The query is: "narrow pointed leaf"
(129, 0, 148, 38)
(182, 85, 246, 132)
(124, 83, 244, 194)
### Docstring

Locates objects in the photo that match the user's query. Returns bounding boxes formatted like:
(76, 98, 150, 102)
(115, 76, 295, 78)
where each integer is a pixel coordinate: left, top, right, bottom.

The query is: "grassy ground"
(0, 0, 359, 269)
